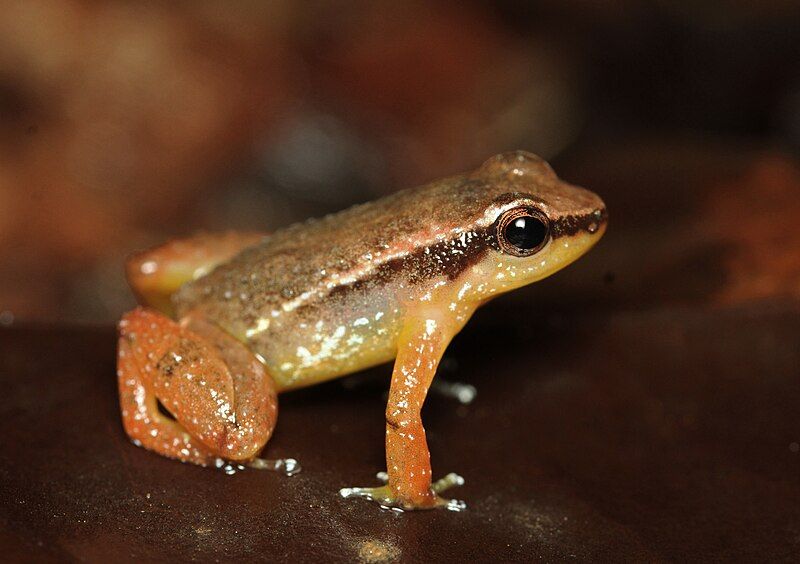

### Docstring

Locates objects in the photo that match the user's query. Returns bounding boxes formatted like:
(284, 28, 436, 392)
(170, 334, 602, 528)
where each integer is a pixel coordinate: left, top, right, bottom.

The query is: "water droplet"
(281, 458, 301, 476)
(587, 222, 599, 233)
(446, 499, 467, 512)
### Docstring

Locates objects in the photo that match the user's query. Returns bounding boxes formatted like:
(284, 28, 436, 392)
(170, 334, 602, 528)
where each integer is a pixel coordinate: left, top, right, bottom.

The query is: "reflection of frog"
(117, 151, 607, 510)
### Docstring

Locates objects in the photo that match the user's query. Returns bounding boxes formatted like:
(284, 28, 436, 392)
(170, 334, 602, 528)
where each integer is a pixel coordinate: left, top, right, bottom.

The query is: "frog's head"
(461, 151, 607, 299)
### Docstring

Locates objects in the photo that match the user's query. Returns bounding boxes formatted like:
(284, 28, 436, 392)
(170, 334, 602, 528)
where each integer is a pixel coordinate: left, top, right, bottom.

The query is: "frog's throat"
(460, 227, 606, 301)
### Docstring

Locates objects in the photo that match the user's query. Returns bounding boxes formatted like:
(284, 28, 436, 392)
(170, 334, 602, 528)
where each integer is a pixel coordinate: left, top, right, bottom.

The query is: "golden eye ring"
(495, 207, 550, 257)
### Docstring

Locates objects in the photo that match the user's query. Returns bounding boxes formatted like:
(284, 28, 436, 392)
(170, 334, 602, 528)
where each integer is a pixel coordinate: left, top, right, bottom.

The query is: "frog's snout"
(549, 188, 608, 240)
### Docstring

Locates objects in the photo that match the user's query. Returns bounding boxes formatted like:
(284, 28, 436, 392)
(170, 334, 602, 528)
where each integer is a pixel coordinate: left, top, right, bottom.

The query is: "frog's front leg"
(341, 315, 466, 511)
(117, 307, 296, 473)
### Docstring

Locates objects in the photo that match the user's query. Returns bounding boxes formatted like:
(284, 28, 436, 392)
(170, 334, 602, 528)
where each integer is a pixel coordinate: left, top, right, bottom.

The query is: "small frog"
(117, 151, 606, 510)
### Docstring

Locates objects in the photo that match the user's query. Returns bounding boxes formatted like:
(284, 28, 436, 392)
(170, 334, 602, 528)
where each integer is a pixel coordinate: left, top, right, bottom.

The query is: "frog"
(116, 151, 607, 511)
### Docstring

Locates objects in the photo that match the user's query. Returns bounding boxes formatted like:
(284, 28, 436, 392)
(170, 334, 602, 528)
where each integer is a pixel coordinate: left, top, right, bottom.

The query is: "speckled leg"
(117, 307, 282, 467)
(118, 336, 218, 465)
(126, 231, 264, 315)
(340, 316, 465, 511)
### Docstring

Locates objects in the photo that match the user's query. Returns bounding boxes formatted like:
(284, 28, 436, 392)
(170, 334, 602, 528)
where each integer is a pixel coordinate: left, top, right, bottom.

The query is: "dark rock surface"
(2, 300, 799, 561)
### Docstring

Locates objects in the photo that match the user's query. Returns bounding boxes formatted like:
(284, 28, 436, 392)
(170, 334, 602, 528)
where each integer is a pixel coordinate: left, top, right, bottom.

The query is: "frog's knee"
(125, 231, 265, 315)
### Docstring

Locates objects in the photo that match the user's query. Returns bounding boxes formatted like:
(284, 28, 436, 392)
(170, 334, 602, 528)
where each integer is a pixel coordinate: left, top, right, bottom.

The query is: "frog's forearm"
(385, 315, 455, 507)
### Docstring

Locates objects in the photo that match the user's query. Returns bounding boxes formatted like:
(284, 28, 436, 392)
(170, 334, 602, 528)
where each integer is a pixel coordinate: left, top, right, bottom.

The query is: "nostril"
(587, 208, 608, 234)
(593, 207, 608, 223)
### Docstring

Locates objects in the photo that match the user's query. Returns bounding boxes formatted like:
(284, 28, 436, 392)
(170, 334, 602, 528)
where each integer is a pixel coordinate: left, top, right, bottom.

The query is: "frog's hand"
(126, 231, 265, 316)
(340, 315, 466, 511)
(117, 307, 278, 466)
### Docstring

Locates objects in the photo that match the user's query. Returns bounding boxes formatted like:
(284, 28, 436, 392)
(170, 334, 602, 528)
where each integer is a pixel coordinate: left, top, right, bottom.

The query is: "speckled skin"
(173, 152, 606, 391)
(117, 151, 607, 511)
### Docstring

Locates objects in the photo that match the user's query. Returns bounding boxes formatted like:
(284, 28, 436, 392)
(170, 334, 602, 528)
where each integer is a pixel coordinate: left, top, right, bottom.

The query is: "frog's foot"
(117, 307, 279, 467)
(246, 456, 301, 476)
(339, 472, 466, 511)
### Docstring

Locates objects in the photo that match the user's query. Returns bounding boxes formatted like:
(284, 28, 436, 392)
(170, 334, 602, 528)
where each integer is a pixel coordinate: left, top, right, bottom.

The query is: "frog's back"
(175, 173, 512, 315)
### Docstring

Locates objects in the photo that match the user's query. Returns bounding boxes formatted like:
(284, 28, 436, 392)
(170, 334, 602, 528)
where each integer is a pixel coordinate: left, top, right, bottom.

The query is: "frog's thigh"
(117, 307, 277, 463)
(126, 231, 264, 315)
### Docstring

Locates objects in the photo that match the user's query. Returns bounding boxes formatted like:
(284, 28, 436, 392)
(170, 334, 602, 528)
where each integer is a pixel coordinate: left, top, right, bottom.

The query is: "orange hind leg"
(117, 307, 297, 474)
(126, 231, 264, 315)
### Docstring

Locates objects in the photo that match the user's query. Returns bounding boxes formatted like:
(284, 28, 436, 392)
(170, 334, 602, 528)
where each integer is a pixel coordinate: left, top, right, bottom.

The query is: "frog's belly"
(220, 296, 405, 392)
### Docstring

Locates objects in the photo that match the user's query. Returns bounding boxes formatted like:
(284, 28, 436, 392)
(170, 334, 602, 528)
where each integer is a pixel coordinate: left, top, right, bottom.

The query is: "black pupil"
(505, 215, 547, 250)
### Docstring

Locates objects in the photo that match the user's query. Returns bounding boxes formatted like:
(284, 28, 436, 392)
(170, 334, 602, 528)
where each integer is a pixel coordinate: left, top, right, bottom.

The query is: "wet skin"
(117, 151, 607, 510)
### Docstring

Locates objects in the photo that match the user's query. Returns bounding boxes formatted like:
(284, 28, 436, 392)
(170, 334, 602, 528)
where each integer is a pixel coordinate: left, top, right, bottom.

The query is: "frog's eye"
(496, 207, 550, 256)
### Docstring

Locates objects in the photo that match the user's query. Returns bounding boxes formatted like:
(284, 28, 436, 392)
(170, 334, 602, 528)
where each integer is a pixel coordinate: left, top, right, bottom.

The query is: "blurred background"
(1, 0, 798, 323)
